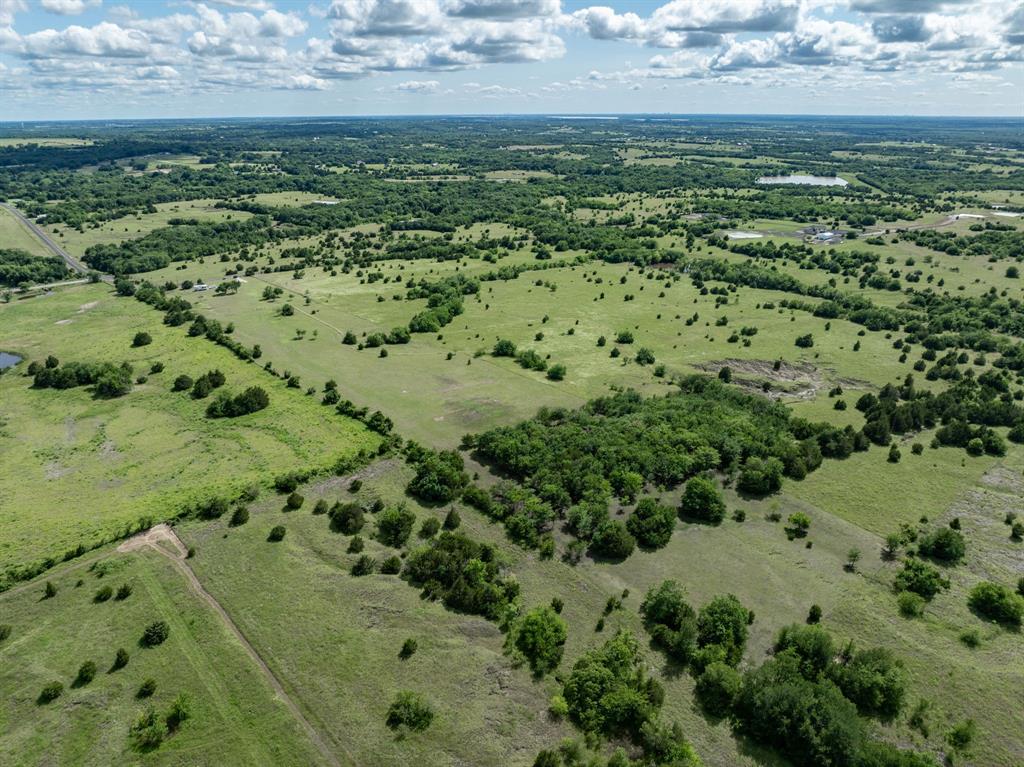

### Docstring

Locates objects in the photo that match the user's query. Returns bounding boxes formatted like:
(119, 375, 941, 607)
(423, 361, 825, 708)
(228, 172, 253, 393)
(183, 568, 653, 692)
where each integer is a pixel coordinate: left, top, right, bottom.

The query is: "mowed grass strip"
(0, 283, 378, 576)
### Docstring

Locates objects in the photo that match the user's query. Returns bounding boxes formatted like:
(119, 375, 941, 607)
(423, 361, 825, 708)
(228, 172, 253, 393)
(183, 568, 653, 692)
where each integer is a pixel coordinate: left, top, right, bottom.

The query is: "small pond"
(0, 352, 22, 370)
(756, 174, 849, 187)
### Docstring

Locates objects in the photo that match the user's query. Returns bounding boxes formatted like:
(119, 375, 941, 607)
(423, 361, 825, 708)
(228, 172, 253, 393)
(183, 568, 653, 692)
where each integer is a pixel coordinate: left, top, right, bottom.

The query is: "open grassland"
(0, 206, 54, 258)
(0, 283, 378, 579)
(167, 455, 1023, 766)
(0, 551, 324, 767)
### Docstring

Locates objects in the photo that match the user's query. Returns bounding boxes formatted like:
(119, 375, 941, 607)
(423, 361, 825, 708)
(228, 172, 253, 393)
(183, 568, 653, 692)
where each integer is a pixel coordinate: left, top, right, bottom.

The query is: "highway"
(1, 201, 97, 277)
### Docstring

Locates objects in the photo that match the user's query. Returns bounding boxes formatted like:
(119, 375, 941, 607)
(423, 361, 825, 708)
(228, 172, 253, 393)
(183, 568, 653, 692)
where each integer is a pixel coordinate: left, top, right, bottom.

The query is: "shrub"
(132, 332, 152, 347)
(312, 499, 329, 515)
(917, 527, 966, 564)
(0, 624, 10, 642)
(492, 339, 517, 357)
(229, 506, 249, 526)
(380, 555, 402, 574)
(129, 707, 166, 751)
(44, 580, 57, 599)
(774, 624, 835, 678)
(137, 678, 157, 698)
(116, 583, 133, 600)
(736, 456, 784, 495)
(172, 374, 193, 392)
(94, 585, 113, 602)
(897, 591, 926, 618)
(386, 691, 434, 732)
(627, 497, 676, 550)
(695, 662, 741, 717)
(419, 517, 441, 538)
(38, 681, 63, 704)
(807, 604, 822, 624)
(678, 476, 725, 524)
(376, 505, 416, 547)
(267, 525, 286, 542)
(834, 647, 906, 720)
(443, 507, 461, 530)
(165, 693, 192, 732)
(640, 580, 697, 663)
(967, 581, 1024, 626)
(515, 606, 568, 675)
(347, 535, 364, 553)
(112, 648, 130, 670)
(590, 519, 635, 560)
(697, 594, 751, 667)
(141, 620, 170, 647)
(351, 555, 376, 576)
(546, 364, 566, 381)
(406, 449, 468, 503)
(329, 502, 365, 534)
(894, 559, 948, 600)
(75, 660, 97, 686)
(285, 492, 304, 510)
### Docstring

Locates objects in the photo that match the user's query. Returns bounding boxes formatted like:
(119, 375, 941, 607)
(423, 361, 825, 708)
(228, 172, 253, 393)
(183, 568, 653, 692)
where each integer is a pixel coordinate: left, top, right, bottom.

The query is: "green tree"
(386, 691, 434, 732)
(678, 476, 725, 524)
(515, 606, 568, 675)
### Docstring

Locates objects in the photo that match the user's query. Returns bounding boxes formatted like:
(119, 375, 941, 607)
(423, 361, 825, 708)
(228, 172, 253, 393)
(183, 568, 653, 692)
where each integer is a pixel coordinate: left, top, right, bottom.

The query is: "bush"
(406, 449, 468, 503)
(206, 386, 269, 418)
(590, 519, 635, 560)
(967, 581, 1024, 626)
(627, 497, 676, 550)
(400, 638, 418, 659)
(376, 505, 416, 547)
(229, 506, 249, 526)
(94, 585, 113, 602)
(697, 594, 751, 667)
(141, 620, 170, 647)
(75, 660, 97, 686)
(443, 507, 461, 530)
(112, 648, 130, 670)
(386, 691, 434, 732)
(419, 517, 441, 538)
(917, 527, 966, 564)
(285, 492, 304, 510)
(807, 604, 822, 624)
(116, 583, 133, 600)
(44, 580, 57, 599)
(640, 581, 697, 663)
(38, 681, 63, 704)
(267, 525, 286, 542)
(515, 606, 568, 675)
(894, 559, 948, 600)
(129, 707, 166, 751)
(132, 332, 152, 347)
(351, 555, 376, 576)
(0, 624, 10, 642)
(137, 678, 157, 698)
(347, 535, 364, 553)
(172, 374, 193, 392)
(492, 339, 517, 357)
(380, 555, 402, 574)
(678, 476, 725, 524)
(897, 591, 926, 618)
(165, 693, 192, 732)
(695, 662, 741, 717)
(329, 501, 365, 534)
(546, 364, 566, 381)
(834, 647, 907, 720)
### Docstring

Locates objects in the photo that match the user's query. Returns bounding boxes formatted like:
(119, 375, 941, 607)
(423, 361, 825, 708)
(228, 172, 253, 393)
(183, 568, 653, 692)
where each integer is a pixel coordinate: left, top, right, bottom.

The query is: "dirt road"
(119, 524, 347, 767)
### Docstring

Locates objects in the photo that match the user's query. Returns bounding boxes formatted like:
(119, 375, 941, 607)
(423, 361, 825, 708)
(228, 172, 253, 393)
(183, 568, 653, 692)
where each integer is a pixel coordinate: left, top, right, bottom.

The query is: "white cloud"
(0, 0, 26, 26)
(394, 78, 440, 92)
(41, 0, 101, 15)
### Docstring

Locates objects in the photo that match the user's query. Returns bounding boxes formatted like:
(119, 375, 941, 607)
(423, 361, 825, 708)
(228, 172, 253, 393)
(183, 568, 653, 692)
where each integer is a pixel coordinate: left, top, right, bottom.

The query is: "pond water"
(0, 352, 22, 370)
(757, 174, 849, 187)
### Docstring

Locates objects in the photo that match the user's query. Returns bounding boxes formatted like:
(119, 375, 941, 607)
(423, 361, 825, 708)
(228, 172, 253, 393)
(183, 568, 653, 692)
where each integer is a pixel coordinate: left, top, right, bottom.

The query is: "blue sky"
(0, 0, 1021, 120)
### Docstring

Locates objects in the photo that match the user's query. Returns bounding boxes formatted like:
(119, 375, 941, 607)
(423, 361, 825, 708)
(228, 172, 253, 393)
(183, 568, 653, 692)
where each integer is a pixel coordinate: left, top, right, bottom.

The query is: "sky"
(0, 0, 1022, 120)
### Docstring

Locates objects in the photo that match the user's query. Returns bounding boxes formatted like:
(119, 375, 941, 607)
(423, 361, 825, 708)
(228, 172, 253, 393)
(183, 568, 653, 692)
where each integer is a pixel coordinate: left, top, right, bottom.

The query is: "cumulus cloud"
(394, 78, 440, 92)
(41, 0, 101, 15)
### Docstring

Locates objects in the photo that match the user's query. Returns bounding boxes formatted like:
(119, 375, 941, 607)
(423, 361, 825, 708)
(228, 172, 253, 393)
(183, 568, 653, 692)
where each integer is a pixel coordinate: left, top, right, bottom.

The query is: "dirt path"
(118, 524, 347, 767)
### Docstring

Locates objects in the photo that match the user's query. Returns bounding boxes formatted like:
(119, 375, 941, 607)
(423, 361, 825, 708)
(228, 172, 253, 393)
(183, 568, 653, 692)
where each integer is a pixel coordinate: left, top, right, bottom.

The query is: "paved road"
(1, 201, 111, 282)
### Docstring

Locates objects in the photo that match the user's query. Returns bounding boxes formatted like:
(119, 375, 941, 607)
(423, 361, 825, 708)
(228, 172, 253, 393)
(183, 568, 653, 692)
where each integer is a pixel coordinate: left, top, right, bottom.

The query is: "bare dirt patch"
(697, 358, 825, 401)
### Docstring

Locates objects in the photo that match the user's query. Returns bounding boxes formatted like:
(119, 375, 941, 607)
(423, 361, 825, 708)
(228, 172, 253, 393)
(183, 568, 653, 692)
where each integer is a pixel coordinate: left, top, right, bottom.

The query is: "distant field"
(0, 550, 324, 766)
(0, 284, 378, 580)
(0, 137, 94, 148)
(0, 206, 53, 258)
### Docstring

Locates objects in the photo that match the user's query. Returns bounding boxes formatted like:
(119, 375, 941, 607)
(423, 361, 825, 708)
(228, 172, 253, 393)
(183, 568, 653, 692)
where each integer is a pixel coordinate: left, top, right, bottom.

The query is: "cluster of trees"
(640, 581, 752, 670)
(405, 445, 468, 503)
(899, 226, 1024, 260)
(463, 377, 834, 553)
(406, 273, 478, 333)
(30, 357, 133, 398)
(205, 386, 269, 418)
(558, 631, 700, 766)
(725, 624, 932, 767)
(402, 531, 520, 622)
(0, 248, 69, 287)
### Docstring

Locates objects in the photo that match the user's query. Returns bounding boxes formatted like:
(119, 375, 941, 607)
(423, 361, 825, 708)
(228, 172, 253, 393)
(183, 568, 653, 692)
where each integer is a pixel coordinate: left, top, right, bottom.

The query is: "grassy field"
(0, 550, 325, 766)
(0, 283, 378, 580)
(0, 206, 54, 258)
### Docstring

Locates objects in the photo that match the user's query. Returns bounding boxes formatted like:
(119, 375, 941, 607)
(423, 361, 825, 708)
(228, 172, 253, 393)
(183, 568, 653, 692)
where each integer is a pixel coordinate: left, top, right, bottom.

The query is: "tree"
(546, 363, 566, 381)
(894, 559, 948, 600)
(678, 476, 725, 524)
(443, 507, 461, 530)
(172, 374, 193, 392)
(834, 647, 907, 720)
(640, 581, 697, 663)
(132, 332, 152, 347)
(967, 581, 1024, 626)
(635, 347, 656, 365)
(774, 624, 835, 679)
(386, 691, 434, 732)
(129, 707, 166, 751)
(329, 502, 364, 534)
(590, 519, 635, 560)
(917, 527, 965, 564)
(695, 662, 741, 717)
(493, 339, 517, 357)
(165, 693, 192, 732)
(141, 620, 170, 647)
(627, 497, 676, 549)
(697, 594, 751, 667)
(515, 606, 568, 675)
(376, 505, 416, 547)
